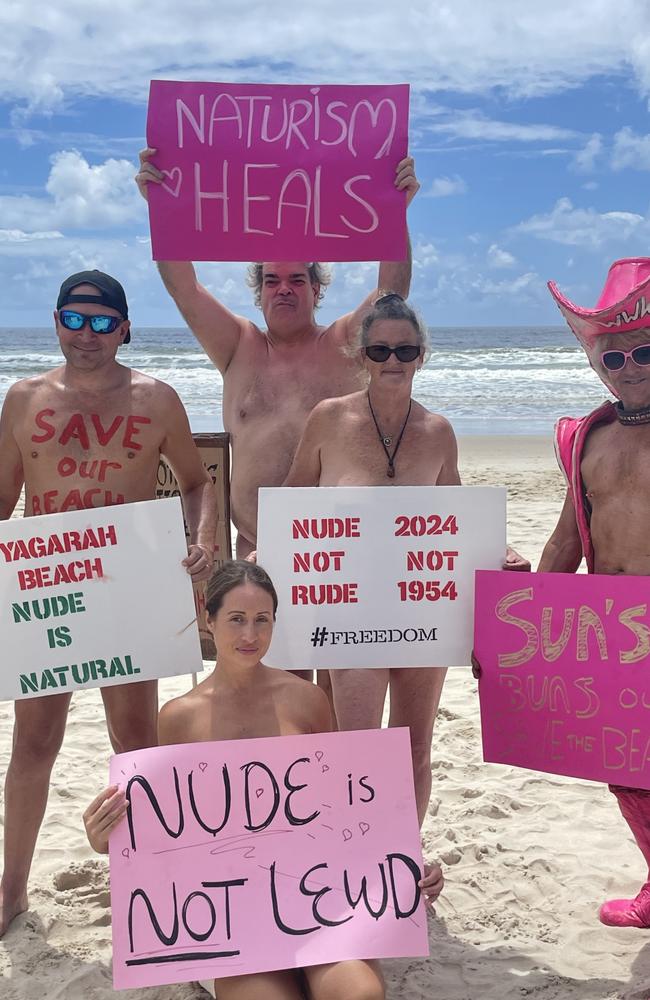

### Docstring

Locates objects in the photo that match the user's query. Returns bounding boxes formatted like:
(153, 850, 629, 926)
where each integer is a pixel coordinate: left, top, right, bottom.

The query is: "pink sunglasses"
(600, 343, 650, 372)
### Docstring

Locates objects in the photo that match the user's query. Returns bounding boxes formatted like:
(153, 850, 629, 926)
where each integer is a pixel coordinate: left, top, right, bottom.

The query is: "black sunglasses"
(59, 309, 124, 335)
(374, 292, 406, 307)
(365, 344, 421, 363)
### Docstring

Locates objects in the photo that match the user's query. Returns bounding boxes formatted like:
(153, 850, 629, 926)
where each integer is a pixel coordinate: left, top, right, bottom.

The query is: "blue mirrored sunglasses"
(59, 309, 123, 335)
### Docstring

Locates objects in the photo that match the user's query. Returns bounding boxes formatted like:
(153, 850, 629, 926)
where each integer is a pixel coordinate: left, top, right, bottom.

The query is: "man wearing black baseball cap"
(56, 269, 131, 343)
(0, 270, 217, 936)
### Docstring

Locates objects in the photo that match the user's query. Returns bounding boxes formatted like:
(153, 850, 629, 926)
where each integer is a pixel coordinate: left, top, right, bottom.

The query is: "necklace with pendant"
(615, 400, 650, 426)
(367, 394, 412, 478)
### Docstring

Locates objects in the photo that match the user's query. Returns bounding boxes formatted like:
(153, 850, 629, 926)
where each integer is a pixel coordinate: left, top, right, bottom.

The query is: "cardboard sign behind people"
(0, 498, 202, 700)
(157, 432, 232, 657)
(109, 727, 427, 989)
(257, 486, 506, 668)
(146, 80, 409, 261)
(476, 570, 650, 790)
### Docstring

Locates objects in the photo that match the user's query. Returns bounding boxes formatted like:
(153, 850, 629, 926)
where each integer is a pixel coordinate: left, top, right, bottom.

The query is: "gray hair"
(347, 293, 429, 359)
(245, 262, 332, 309)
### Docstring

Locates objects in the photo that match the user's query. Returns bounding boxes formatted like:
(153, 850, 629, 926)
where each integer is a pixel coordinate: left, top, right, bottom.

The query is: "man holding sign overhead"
(0, 270, 217, 937)
(136, 81, 419, 558)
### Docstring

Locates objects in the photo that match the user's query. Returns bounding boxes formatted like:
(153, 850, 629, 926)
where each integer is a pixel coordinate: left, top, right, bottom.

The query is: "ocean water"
(0, 326, 609, 436)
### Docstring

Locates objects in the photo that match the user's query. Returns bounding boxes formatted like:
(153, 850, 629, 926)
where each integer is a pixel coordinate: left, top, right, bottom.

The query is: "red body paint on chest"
(31, 410, 152, 451)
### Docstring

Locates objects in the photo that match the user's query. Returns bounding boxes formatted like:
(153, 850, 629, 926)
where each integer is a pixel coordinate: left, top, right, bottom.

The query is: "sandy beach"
(2, 435, 649, 1000)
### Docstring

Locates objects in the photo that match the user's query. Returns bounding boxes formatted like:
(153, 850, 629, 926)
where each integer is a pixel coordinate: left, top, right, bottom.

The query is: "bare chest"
(189, 695, 306, 741)
(582, 424, 650, 500)
(223, 341, 362, 429)
(319, 417, 445, 487)
(16, 394, 164, 515)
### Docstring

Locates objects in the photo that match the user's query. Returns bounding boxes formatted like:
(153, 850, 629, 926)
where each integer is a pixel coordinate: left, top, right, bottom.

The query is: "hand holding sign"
(394, 156, 420, 208)
(83, 784, 128, 855)
(135, 147, 163, 201)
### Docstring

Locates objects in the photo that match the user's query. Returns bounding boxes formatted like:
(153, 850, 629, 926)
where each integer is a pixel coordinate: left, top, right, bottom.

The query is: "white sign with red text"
(0, 498, 202, 701)
(257, 486, 506, 669)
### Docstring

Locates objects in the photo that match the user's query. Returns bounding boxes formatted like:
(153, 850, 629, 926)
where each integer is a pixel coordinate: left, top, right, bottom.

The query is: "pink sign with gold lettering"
(475, 570, 650, 790)
(146, 81, 409, 261)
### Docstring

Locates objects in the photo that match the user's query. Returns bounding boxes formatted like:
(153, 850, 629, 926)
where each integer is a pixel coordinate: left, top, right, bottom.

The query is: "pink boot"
(603, 786, 650, 927)
(599, 881, 650, 928)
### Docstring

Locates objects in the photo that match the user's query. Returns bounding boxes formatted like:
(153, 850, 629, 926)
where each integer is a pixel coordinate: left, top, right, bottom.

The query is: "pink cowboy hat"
(548, 258, 650, 347)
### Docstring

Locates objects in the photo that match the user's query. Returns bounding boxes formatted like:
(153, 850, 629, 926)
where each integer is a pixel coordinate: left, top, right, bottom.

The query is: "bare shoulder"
(237, 316, 279, 353)
(270, 670, 332, 732)
(310, 390, 366, 422)
(317, 316, 344, 340)
(416, 404, 457, 439)
(129, 369, 187, 411)
(158, 687, 203, 744)
(5, 369, 62, 399)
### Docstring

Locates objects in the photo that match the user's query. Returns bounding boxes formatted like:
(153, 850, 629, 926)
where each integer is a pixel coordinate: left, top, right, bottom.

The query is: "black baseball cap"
(57, 270, 131, 344)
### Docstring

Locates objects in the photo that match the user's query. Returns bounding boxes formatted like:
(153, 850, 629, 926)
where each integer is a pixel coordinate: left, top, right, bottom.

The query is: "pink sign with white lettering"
(146, 81, 409, 261)
(109, 727, 427, 989)
(475, 571, 650, 789)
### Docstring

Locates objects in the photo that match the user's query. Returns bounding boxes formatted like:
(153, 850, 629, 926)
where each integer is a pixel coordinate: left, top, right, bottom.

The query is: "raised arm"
(334, 156, 419, 345)
(0, 386, 25, 520)
(537, 489, 583, 573)
(158, 385, 217, 580)
(136, 148, 248, 373)
(376, 154, 419, 297)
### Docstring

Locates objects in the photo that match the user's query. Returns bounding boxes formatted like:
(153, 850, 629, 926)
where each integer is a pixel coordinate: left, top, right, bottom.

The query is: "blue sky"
(2, 1, 650, 328)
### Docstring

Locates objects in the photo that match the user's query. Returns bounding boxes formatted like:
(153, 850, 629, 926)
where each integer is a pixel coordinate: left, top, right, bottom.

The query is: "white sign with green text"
(0, 498, 202, 700)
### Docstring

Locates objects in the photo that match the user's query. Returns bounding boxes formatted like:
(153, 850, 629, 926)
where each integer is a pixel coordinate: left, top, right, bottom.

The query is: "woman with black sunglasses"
(283, 294, 458, 829)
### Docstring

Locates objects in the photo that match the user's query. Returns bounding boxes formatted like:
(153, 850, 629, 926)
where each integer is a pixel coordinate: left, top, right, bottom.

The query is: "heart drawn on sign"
(342, 828, 352, 842)
(315, 751, 324, 762)
(121, 848, 130, 859)
(198, 762, 208, 773)
(322, 764, 330, 773)
(359, 822, 370, 836)
(255, 788, 264, 798)
(161, 167, 182, 198)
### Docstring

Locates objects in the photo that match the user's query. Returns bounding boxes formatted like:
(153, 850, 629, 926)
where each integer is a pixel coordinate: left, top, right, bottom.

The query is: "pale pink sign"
(475, 570, 650, 789)
(109, 727, 427, 989)
(146, 81, 409, 261)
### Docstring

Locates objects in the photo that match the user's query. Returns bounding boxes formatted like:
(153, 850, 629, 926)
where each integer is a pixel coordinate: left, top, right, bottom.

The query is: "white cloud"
(611, 126, 650, 170)
(0, 151, 144, 231)
(513, 197, 647, 248)
(413, 241, 440, 268)
(426, 115, 577, 143)
(0, 229, 63, 243)
(487, 243, 516, 268)
(573, 133, 602, 172)
(425, 175, 467, 198)
(473, 271, 542, 297)
(1, 2, 650, 115)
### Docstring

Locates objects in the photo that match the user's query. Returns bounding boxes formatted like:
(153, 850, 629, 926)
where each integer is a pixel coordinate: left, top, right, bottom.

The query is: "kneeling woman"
(84, 560, 442, 1000)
